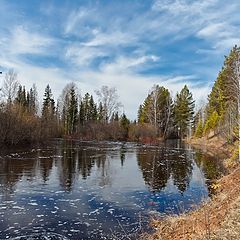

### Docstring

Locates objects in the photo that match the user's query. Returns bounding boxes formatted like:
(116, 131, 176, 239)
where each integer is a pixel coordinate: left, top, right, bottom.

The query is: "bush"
(128, 123, 157, 142)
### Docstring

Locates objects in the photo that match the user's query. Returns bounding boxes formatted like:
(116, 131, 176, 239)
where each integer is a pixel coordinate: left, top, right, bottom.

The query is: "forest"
(0, 46, 239, 149)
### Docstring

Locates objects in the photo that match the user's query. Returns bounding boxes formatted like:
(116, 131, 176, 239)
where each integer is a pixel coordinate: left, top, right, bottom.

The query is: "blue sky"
(0, 0, 240, 119)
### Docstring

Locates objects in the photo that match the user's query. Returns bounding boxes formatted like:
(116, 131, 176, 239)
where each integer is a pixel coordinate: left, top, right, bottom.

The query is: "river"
(0, 139, 224, 239)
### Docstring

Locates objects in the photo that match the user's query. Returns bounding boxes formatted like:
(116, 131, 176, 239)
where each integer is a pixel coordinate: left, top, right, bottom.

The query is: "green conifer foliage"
(42, 84, 55, 120)
(195, 120, 204, 138)
(67, 86, 78, 135)
(173, 85, 195, 138)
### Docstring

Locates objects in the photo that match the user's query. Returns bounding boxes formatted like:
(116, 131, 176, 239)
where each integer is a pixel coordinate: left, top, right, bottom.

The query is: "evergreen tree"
(89, 95, 97, 121)
(137, 104, 144, 123)
(79, 100, 85, 126)
(42, 84, 55, 119)
(67, 86, 78, 135)
(120, 113, 130, 138)
(203, 46, 240, 141)
(97, 102, 104, 122)
(173, 85, 195, 138)
(82, 93, 90, 122)
(28, 84, 38, 114)
(195, 120, 204, 138)
(15, 85, 27, 108)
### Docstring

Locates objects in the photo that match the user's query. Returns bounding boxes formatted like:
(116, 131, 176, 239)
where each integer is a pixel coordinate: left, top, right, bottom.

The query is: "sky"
(0, 0, 240, 120)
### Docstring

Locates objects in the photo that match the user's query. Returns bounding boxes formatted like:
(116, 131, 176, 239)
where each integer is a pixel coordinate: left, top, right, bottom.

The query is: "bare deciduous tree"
(1, 69, 19, 103)
(95, 86, 122, 123)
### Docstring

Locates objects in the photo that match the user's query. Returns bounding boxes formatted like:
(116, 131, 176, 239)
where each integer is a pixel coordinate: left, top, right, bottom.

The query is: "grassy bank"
(143, 138, 240, 240)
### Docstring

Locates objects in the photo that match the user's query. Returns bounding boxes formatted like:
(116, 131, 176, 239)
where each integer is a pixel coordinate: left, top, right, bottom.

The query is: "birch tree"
(226, 46, 240, 161)
(1, 69, 19, 103)
(95, 86, 122, 123)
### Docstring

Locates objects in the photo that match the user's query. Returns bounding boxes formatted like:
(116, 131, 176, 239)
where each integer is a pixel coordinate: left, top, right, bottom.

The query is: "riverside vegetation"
(144, 46, 240, 239)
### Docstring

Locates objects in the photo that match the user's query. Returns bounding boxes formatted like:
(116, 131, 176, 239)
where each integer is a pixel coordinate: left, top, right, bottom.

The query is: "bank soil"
(144, 140, 240, 240)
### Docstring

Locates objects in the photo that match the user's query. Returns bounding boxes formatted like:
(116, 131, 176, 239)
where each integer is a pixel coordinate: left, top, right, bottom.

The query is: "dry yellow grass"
(210, 195, 240, 240)
(144, 166, 240, 240)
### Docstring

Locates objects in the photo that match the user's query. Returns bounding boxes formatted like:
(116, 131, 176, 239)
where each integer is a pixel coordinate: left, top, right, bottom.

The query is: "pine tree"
(137, 104, 144, 123)
(15, 85, 27, 107)
(204, 46, 240, 142)
(89, 95, 97, 121)
(28, 85, 38, 114)
(67, 86, 78, 135)
(97, 102, 104, 122)
(79, 101, 85, 126)
(195, 120, 204, 138)
(42, 84, 55, 120)
(120, 113, 130, 138)
(173, 85, 195, 138)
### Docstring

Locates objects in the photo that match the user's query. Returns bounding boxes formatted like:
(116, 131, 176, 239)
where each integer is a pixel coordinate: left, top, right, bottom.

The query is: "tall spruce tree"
(173, 85, 195, 138)
(42, 84, 55, 120)
(67, 86, 78, 135)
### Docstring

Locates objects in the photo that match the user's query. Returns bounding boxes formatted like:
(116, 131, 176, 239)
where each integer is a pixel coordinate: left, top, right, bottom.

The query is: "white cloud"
(197, 23, 227, 38)
(152, 0, 240, 51)
(152, 0, 217, 14)
(9, 26, 55, 55)
(65, 44, 108, 66)
(197, 22, 240, 50)
(100, 55, 160, 74)
(82, 31, 135, 47)
(64, 8, 90, 35)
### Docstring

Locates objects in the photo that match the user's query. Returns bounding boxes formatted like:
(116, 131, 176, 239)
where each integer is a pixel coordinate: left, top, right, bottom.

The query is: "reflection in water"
(137, 141, 195, 193)
(137, 149, 170, 192)
(194, 150, 225, 195)
(0, 140, 224, 239)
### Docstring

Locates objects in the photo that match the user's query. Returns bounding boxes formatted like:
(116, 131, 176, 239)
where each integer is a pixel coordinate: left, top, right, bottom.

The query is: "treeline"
(194, 45, 240, 145)
(0, 73, 131, 145)
(0, 70, 196, 145)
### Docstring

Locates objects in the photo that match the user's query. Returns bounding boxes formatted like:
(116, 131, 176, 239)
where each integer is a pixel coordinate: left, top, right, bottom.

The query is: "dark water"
(0, 140, 224, 240)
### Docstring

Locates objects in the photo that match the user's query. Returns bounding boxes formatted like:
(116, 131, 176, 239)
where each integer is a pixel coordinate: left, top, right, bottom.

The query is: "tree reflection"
(58, 142, 77, 191)
(0, 141, 224, 197)
(137, 148, 170, 192)
(120, 146, 126, 166)
(0, 157, 38, 199)
(170, 150, 193, 193)
(194, 151, 225, 194)
(137, 148, 193, 193)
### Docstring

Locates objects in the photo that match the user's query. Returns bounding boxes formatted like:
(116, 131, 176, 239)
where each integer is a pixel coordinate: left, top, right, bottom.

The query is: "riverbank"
(187, 136, 233, 158)
(144, 138, 240, 240)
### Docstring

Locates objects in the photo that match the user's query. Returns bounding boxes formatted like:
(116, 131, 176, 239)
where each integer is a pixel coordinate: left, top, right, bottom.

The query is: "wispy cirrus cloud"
(65, 44, 108, 67)
(64, 8, 92, 35)
(0, 0, 240, 119)
(100, 55, 160, 74)
(152, 0, 240, 51)
(9, 26, 55, 55)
